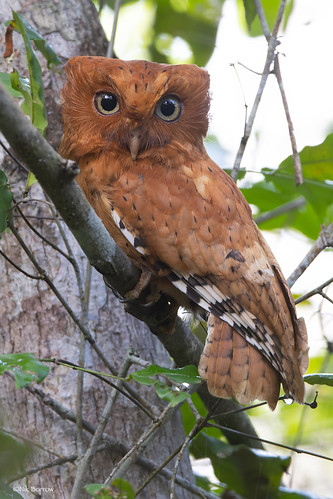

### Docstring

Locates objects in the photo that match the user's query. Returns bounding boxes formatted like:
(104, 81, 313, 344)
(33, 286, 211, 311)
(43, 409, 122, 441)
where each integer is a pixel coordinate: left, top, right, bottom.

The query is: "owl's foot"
(125, 293, 179, 335)
(123, 268, 154, 302)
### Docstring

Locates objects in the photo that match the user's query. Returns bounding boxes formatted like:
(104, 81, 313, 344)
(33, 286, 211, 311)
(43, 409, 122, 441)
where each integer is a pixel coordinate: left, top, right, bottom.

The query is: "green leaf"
(10, 13, 61, 68)
(9, 69, 32, 117)
(194, 474, 224, 495)
(25, 171, 38, 190)
(85, 479, 135, 498)
(0, 72, 22, 97)
(10, 11, 48, 135)
(155, 381, 191, 407)
(304, 373, 333, 387)
(151, 0, 223, 66)
(0, 170, 13, 233)
(131, 364, 201, 385)
(278, 486, 324, 498)
(191, 434, 290, 497)
(0, 482, 24, 498)
(238, 0, 294, 36)
(0, 353, 49, 388)
(85, 484, 112, 498)
(111, 478, 135, 499)
(241, 134, 333, 239)
(0, 431, 30, 481)
(242, 0, 256, 30)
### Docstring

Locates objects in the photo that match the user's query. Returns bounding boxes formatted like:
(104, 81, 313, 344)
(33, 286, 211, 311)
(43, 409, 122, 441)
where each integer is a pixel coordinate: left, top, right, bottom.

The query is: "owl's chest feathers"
(77, 148, 255, 277)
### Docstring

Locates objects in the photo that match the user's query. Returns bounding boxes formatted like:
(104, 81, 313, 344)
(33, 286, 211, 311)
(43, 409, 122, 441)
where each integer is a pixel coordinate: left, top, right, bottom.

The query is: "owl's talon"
(123, 267, 153, 302)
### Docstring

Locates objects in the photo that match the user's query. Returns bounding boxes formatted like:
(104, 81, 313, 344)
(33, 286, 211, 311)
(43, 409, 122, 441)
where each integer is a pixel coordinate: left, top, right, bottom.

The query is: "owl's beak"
(128, 130, 142, 161)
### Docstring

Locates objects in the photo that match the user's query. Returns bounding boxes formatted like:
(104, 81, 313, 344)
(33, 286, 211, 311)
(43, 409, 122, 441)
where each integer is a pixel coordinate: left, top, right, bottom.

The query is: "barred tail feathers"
(198, 315, 281, 410)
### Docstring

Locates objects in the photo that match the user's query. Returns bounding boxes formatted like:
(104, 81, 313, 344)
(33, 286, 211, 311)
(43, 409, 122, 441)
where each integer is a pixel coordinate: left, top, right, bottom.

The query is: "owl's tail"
(198, 315, 282, 410)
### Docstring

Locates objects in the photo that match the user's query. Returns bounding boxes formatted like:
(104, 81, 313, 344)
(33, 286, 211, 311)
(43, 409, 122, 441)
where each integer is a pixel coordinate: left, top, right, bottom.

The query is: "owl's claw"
(123, 268, 153, 302)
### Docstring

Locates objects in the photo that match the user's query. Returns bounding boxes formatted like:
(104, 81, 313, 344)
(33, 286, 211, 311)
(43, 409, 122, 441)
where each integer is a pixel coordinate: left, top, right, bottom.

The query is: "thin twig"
(23, 381, 213, 498)
(47, 358, 156, 420)
(0, 248, 42, 279)
(274, 56, 303, 184)
(103, 403, 175, 486)
(106, 0, 122, 58)
(206, 423, 333, 462)
(14, 203, 72, 262)
(253, 0, 303, 184)
(254, 0, 271, 38)
(287, 223, 333, 287)
(71, 354, 132, 499)
(9, 455, 78, 482)
(0, 138, 29, 172)
(8, 220, 120, 374)
(0, 427, 63, 459)
(294, 277, 333, 305)
(169, 420, 203, 499)
(231, 0, 286, 180)
(254, 197, 306, 225)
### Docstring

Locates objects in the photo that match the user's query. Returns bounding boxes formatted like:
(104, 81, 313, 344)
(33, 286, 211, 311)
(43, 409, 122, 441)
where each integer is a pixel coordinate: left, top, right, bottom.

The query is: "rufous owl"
(59, 56, 309, 410)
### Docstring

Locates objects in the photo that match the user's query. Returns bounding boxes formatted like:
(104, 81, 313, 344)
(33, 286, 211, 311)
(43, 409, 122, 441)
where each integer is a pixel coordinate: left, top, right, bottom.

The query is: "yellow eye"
(94, 92, 119, 115)
(155, 95, 182, 122)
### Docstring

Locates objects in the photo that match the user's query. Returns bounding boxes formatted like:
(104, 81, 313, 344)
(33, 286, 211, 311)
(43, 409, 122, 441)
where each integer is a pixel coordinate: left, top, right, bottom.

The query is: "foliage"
(1, 10, 61, 188)
(6, 10, 60, 135)
(304, 373, 333, 387)
(241, 134, 333, 239)
(0, 430, 30, 486)
(0, 353, 49, 388)
(130, 363, 201, 406)
(0, 482, 24, 499)
(0, 170, 12, 234)
(86, 478, 135, 498)
(240, 0, 294, 35)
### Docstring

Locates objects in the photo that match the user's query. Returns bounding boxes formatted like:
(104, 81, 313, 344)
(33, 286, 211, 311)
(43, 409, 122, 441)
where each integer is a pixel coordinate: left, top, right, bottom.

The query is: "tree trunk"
(0, 1, 195, 496)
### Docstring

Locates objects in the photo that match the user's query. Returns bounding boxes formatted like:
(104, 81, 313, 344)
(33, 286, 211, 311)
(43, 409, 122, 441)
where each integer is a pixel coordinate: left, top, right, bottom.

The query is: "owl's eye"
(94, 92, 120, 115)
(155, 95, 182, 122)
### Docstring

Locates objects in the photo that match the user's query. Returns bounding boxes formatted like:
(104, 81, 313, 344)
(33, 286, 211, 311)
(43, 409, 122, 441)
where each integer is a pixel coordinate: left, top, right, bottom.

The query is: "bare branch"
(231, 0, 286, 180)
(71, 355, 132, 499)
(206, 422, 333, 462)
(23, 382, 215, 498)
(254, 196, 306, 225)
(294, 277, 333, 305)
(287, 223, 333, 287)
(274, 56, 303, 185)
(106, 0, 122, 58)
(253, 1, 303, 184)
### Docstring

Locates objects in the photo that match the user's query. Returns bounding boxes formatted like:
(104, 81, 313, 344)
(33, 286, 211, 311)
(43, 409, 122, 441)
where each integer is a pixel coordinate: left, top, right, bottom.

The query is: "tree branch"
(231, 0, 286, 180)
(287, 223, 333, 287)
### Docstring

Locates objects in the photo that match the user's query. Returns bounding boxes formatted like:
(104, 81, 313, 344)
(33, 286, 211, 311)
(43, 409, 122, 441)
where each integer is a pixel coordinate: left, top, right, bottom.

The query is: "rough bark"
(0, 1, 195, 497)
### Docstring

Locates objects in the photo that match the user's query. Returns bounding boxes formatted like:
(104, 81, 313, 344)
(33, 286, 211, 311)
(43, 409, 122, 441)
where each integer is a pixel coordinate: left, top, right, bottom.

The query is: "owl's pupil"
(160, 99, 176, 117)
(101, 94, 117, 111)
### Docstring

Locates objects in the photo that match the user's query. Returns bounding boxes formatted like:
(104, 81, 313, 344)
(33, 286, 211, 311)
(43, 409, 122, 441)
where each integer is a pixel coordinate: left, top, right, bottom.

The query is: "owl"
(59, 56, 309, 410)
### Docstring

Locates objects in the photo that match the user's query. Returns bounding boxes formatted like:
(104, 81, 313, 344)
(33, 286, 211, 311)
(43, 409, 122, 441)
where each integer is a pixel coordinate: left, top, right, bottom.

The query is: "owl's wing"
(98, 153, 308, 404)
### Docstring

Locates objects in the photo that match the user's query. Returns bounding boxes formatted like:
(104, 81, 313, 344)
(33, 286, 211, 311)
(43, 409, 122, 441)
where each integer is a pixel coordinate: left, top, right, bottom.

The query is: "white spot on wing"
(111, 207, 148, 255)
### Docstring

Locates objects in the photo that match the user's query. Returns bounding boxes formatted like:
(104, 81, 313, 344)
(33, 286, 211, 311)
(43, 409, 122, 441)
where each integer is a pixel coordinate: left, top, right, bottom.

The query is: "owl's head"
(60, 56, 210, 162)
